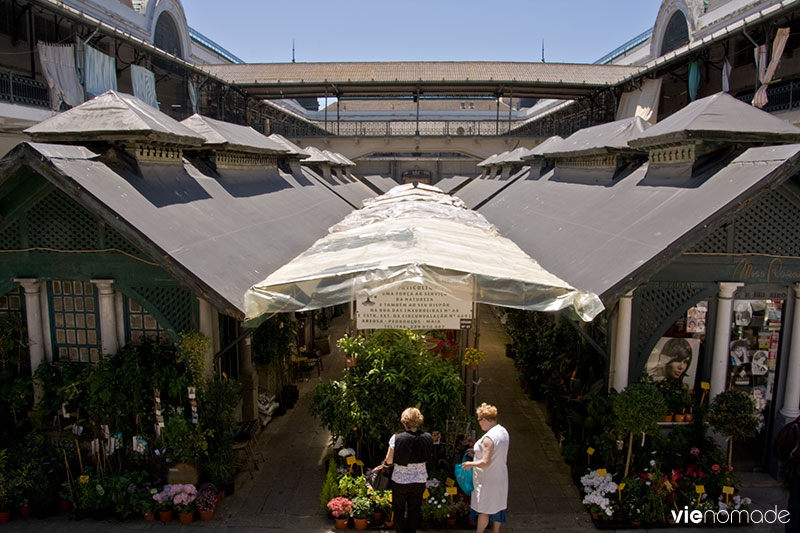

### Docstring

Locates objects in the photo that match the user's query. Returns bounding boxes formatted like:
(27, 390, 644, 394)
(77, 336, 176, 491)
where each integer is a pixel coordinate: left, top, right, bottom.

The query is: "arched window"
(154, 12, 182, 57)
(660, 11, 690, 55)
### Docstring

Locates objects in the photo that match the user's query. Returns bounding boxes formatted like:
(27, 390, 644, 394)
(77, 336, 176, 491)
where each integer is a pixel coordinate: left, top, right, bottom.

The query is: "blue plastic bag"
(454, 452, 474, 495)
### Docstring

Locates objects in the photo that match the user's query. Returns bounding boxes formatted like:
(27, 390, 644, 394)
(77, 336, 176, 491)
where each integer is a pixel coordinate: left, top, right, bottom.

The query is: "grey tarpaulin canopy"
(244, 183, 604, 324)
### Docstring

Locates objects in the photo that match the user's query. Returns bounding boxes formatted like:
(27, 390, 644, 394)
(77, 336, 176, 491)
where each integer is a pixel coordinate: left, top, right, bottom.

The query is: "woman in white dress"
(461, 403, 509, 533)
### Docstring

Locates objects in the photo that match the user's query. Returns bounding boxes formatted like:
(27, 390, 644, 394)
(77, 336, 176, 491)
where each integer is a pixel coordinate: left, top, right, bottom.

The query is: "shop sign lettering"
(356, 282, 473, 330)
(733, 258, 800, 283)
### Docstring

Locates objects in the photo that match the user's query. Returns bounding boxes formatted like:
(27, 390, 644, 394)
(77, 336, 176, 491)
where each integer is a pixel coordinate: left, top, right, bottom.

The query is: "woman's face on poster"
(666, 357, 689, 380)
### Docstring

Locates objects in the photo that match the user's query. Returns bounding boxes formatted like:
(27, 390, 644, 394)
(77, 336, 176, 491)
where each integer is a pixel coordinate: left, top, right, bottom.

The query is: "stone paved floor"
(2, 308, 790, 532)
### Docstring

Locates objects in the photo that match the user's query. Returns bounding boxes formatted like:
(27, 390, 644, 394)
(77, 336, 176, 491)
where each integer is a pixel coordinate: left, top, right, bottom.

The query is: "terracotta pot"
(674, 414, 686, 423)
(17, 505, 31, 518)
(345, 357, 356, 368)
(198, 509, 214, 521)
(372, 511, 383, 521)
(179, 511, 194, 525)
(353, 517, 368, 530)
(663, 414, 673, 423)
(158, 510, 174, 523)
(684, 413, 694, 422)
(447, 516, 458, 527)
(468, 363, 478, 371)
(384, 520, 395, 528)
(58, 499, 70, 513)
(0, 510, 9, 523)
(335, 516, 349, 530)
(143, 511, 155, 521)
(215, 490, 225, 507)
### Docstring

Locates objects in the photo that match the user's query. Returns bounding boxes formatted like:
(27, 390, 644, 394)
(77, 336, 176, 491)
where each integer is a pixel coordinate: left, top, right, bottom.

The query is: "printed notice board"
(356, 282, 473, 330)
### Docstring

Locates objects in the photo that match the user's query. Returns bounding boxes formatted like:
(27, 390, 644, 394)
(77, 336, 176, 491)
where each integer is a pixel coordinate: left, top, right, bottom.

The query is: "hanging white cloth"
(188, 78, 199, 114)
(84, 45, 117, 97)
(131, 64, 159, 109)
(753, 27, 790, 108)
(37, 42, 84, 110)
(721, 57, 732, 93)
(615, 79, 662, 124)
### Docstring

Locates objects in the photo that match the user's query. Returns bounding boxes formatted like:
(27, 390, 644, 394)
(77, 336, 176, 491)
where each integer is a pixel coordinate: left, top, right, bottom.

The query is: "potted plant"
(195, 483, 217, 521)
(421, 490, 450, 527)
(580, 469, 617, 520)
(708, 389, 760, 468)
(152, 485, 175, 523)
(463, 347, 486, 370)
(0, 474, 9, 523)
(171, 484, 197, 524)
(350, 495, 372, 530)
(164, 414, 210, 484)
(613, 382, 667, 477)
(327, 496, 352, 530)
(448, 499, 470, 526)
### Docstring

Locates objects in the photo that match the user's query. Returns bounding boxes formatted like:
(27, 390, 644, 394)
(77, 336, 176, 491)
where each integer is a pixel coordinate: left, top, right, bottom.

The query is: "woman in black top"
(374, 407, 434, 533)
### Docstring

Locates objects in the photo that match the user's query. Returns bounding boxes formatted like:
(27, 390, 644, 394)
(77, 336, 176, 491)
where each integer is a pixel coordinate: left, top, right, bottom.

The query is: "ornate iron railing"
(0, 71, 50, 108)
(736, 79, 800, 113)
(284, 119, 526, 137)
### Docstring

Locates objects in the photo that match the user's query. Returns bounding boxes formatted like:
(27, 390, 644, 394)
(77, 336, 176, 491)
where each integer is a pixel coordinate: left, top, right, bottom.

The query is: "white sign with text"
(356, 282, 473, 330)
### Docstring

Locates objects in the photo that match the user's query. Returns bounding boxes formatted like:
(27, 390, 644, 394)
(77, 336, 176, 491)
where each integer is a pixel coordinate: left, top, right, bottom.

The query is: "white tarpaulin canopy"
(244, 184, 604, 323)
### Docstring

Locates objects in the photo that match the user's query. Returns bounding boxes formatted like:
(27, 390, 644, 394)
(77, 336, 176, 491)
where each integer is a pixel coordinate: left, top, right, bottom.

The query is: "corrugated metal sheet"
(478, 144, 800, 301)
(22, 142, 354, 316)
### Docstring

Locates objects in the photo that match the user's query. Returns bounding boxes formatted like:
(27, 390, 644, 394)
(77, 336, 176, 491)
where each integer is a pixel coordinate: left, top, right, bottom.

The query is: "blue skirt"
(470, 507, 507, 523)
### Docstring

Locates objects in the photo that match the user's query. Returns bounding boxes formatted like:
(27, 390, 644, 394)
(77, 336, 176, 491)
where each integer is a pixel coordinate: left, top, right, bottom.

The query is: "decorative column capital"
(13, 278, 41, 294)
(90, 279, 115, 295)
(793, 283, 800, 298)
(718, 282, 744, 299)
(620, 289, 635, 301)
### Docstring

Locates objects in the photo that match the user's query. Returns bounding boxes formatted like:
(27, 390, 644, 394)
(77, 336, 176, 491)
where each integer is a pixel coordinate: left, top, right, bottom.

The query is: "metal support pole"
(324, 88, 328, 134)
(496, 98, 500, 134)
(415, 92, 420, 136)
(508, 92, 513, 133)
(337, 98, 340, 135)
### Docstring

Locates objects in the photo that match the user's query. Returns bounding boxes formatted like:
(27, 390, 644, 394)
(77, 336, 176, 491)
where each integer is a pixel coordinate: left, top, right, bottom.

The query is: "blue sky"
(182, 1, 662, 64)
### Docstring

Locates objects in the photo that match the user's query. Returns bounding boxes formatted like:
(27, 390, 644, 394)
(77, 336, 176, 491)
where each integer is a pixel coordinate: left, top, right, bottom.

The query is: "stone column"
(91, 280, 119, 356)
(710, 282, 744, 400)
(197, 298, 216, 378)
(239, 334, 258, 421)
(780, 284, 800, 420)
(14, 278, 45, 404)
(114, 292, 125, 349)
(501, 164, 510, 180)
(611, 290, 634, 392)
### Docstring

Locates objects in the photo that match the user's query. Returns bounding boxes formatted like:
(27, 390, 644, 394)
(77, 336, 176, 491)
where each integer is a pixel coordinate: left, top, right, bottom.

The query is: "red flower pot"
(447, 516, 458, 527)
(198, 509, 214, 521)
(18, 505, 31, 518)
(158, 510, 174, 523)
(354, 517, 368, 530)
(334, 516, 349, 530)
(58, 499, 70, 513)
(143, 511, 155, 521)
(0, 510, 9, 523)
(179, 511, 194, 525)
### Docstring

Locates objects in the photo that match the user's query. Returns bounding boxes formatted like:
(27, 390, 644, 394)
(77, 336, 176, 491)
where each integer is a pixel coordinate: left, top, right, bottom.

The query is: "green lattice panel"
(27, 189, 99, 250)
(635, 284, 709, 356)
(0, 219, 21, 250)
(733, 188, 800, 256)
(128, 285, 193, 335)
(104, 225, 145, 258)
(686, 224, 728, 254)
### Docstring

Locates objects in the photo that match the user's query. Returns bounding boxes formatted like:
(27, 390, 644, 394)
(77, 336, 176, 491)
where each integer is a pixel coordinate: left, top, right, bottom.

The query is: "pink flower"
(711, 464, 720, 473)
(690, 447, 700, 456)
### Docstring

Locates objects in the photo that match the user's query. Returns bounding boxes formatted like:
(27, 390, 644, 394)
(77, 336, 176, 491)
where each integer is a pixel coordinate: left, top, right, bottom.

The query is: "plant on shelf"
(708, 389, 760, 468)
(463, 347, 486, 368)
(327, 496, 353, 518)
(350, 495, 372, 519)
(613, 382, 667, 477)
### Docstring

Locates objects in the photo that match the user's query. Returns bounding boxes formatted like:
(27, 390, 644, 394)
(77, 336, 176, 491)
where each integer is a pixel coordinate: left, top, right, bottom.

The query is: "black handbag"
(369, 465, 393, 491)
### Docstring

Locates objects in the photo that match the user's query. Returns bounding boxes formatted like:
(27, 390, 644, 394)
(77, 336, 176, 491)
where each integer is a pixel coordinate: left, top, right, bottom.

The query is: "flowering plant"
(580, 469, 617, 519)
(463, 347, 486, 367)
(195, 483, 217, 513)
(327, 496, 353, 518)
(351, 495, 372, 519)
(421, 492, 450, 521)
(171, 484, 197, 514)
(152, 485, 174, 512)
(369, 490, 392, 513)
(449, 499, 470, 518)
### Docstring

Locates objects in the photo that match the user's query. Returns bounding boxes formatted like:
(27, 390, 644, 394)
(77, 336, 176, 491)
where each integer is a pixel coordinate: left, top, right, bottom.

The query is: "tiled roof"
(201, 62, 640, 98)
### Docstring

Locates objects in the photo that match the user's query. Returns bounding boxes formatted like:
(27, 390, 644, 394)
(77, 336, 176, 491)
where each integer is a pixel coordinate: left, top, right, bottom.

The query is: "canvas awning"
(244, 183, 604, 324)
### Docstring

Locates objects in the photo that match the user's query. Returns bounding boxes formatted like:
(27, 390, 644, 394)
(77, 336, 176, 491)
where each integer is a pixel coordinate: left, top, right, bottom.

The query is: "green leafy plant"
(708, 389, 760, 467)
(613, 382, 667, 477)
(311, 330, 463, 463)
(252, 314, 296, 365)
(320, 458, 341, 511)
(177, 331, 211, 385)
(163, 414, 210, 463)
(351, 495, 372, 519)
(337, 474, 367, 499)
(463, 347, 485, 367)
(200, 376, 240, 489)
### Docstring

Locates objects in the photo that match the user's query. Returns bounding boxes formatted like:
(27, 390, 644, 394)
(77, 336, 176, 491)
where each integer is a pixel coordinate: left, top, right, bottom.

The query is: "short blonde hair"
(401, 407, 424, 430)
(476, 403, 498, 421)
